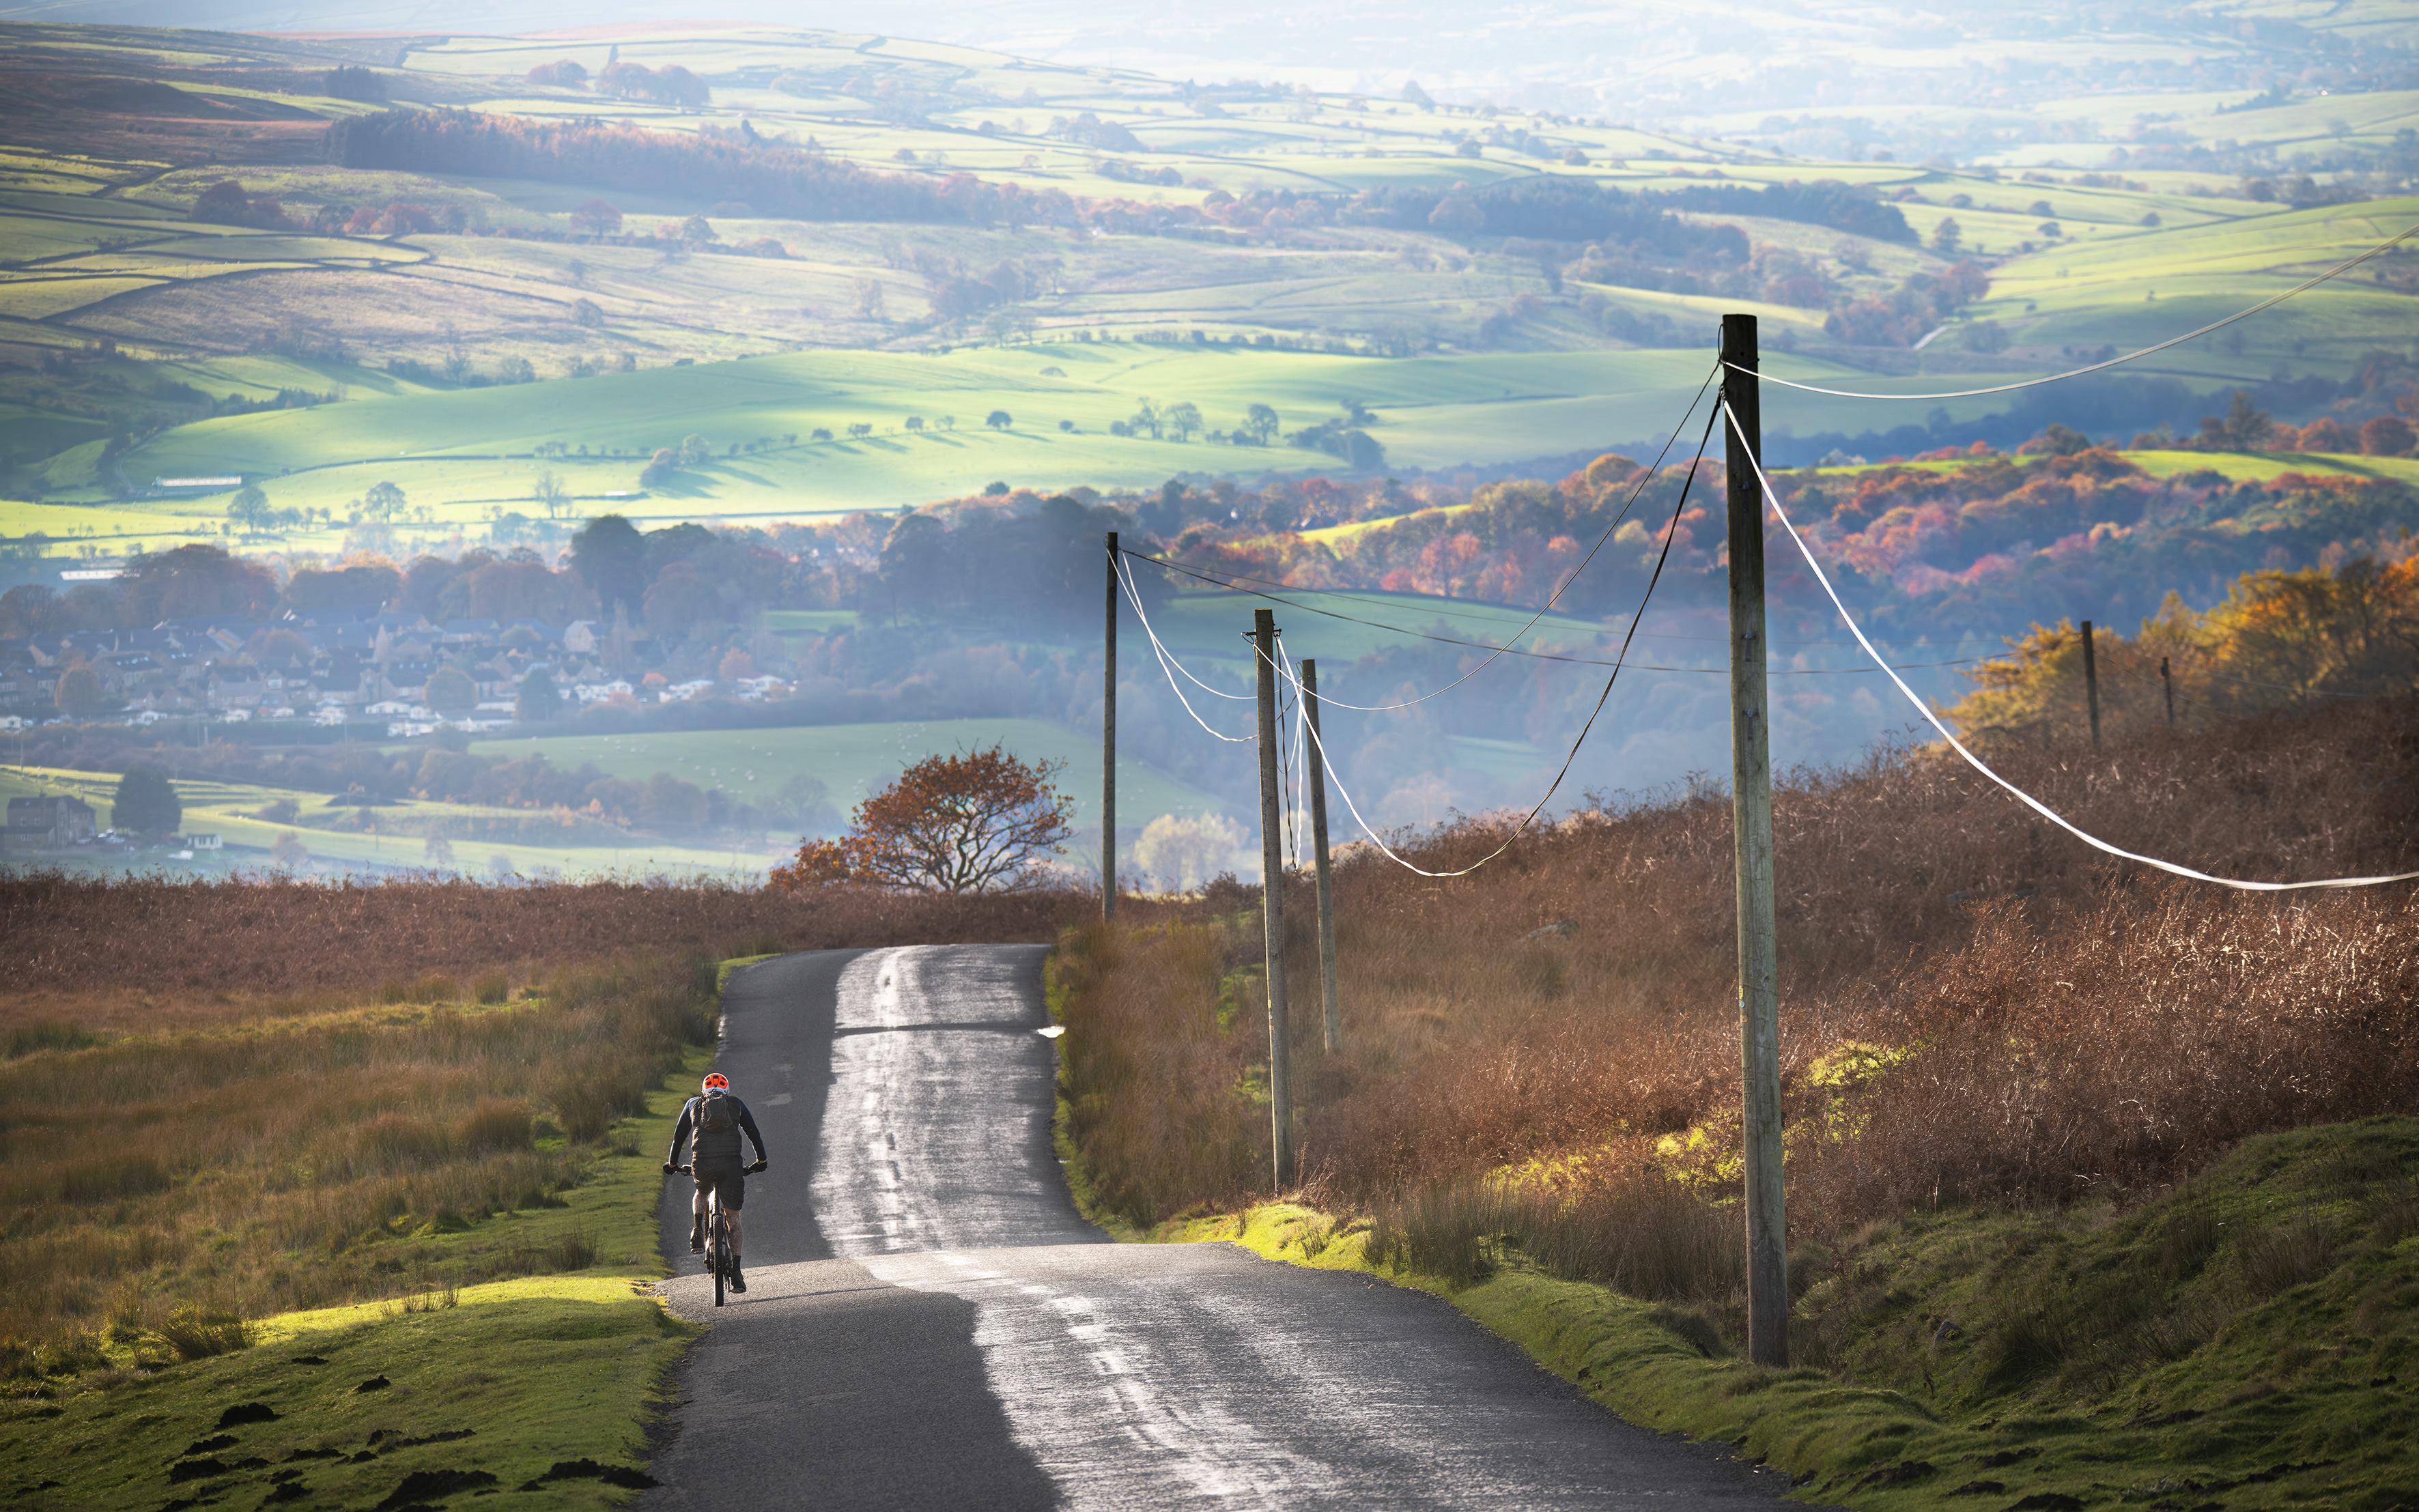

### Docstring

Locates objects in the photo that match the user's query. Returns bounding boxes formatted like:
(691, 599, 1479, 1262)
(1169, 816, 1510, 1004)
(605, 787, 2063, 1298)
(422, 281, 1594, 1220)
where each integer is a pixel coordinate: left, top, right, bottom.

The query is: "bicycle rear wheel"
(710, 1207, 726, 1308)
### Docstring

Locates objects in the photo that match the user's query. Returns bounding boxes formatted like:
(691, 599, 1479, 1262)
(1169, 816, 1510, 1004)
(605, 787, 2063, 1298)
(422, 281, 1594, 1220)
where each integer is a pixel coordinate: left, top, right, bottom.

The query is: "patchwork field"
(1, 20, 2410, 562)
(466, 715, 1232, 844)
(0, 765, 776, 881)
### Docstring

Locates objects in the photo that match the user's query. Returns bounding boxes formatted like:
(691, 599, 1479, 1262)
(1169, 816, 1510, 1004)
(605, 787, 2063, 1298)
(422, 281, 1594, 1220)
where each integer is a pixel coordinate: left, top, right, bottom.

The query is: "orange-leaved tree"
(772, 746, 1074, 894)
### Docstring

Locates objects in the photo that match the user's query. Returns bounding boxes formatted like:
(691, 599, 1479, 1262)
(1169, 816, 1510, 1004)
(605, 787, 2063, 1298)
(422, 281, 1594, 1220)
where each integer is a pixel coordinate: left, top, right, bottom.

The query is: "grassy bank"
(1045, 695, 2419, 1508)
(1133, 1120, 2419, 1511)
(0, 1035, 710, 1509)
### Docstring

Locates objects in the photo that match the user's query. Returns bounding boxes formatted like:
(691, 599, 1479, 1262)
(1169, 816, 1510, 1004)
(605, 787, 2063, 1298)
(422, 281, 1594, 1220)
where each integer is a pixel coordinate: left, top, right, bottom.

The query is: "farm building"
(4, 795, 97, 848)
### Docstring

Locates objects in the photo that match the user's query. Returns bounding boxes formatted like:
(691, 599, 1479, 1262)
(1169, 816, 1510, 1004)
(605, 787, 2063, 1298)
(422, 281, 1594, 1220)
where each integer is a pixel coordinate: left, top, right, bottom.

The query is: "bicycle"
(678, 1160, 765, 1307)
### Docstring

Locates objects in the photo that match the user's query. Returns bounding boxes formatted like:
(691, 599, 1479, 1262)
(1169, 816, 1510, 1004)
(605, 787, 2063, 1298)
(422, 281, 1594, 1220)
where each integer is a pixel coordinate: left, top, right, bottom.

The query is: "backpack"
(698, 1092, 737, 1135)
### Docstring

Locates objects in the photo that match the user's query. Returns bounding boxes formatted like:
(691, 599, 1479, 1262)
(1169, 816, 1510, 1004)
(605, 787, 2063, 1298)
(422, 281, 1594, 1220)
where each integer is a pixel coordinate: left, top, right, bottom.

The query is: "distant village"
(0, 602, 795, 737)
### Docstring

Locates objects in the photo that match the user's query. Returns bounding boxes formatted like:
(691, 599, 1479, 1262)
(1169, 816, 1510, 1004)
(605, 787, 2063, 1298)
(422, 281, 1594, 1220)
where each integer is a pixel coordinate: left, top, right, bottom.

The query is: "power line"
(1155, 562, 1981, 651)
(1113, 552, 1251, 743)
(1734, 217, 2419, 402)
(1133, 552, 1979, 678)
(1726, 397, 2419, 893)
(1127, 362, 1723, 713)
(1276, 403, 1720, 880)
(1118, 552, 1252, 702)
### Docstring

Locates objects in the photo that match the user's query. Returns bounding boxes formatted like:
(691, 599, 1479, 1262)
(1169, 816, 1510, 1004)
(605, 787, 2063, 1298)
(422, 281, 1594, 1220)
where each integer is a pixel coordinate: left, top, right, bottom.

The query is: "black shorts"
(692, 1162, 745, 1212)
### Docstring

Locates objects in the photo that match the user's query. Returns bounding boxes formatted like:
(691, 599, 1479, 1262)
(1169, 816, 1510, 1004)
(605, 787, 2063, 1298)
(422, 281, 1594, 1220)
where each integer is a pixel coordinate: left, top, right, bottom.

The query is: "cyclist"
(662, 1072, 768, 1293)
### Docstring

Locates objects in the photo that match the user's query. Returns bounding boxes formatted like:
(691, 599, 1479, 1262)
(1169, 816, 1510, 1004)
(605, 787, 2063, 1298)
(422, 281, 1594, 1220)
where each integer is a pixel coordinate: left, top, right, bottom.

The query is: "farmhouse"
(3, 795, 96, 847)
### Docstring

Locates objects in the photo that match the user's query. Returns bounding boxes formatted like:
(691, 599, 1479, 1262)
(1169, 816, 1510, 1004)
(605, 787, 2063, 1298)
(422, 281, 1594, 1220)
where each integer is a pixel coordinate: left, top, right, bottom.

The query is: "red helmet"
(702, 1072, 730, 1094)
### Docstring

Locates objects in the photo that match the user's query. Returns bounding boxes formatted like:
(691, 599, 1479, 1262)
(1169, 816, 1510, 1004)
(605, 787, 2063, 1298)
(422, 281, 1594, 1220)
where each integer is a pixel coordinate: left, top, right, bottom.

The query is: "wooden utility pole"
(2082, 619, 2102, 750)
(1302, 659, 1342, 1055)
(1102, 530, 1118, 920)
(2161, 655, 2175, 730)
(1253, 608, 1295, 1187)
(1721, 311, 1789, 1369)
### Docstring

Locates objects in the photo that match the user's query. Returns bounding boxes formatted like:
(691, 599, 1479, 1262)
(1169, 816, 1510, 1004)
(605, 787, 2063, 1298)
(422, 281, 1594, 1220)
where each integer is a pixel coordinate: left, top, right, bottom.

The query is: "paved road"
(645, 946, 1803, 1509)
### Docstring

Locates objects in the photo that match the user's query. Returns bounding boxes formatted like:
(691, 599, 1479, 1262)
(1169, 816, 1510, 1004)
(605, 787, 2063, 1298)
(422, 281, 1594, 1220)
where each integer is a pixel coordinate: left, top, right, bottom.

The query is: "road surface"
(645, 945, 1804, 1509)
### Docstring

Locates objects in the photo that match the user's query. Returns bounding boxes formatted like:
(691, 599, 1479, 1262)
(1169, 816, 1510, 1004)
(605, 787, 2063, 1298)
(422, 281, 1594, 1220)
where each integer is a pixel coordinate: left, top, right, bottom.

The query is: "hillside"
(3, 20, 2416, 559)
(1048, 691, 2419, 1505)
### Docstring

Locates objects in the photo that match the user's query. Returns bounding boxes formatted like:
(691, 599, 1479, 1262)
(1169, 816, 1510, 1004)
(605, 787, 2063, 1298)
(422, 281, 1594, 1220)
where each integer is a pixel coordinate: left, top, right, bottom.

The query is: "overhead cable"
(1725, 399, 2419, 892)
(1134, 551, 1977, 678)
(1274, 404, 1720, 879)
(1112, 552, 1251, 743)
(1130, 363, 1722, 713)
(1118, 552, 1251, 700)
(1735, 217, 2419, 401)
(1144, 558, 1982, 651)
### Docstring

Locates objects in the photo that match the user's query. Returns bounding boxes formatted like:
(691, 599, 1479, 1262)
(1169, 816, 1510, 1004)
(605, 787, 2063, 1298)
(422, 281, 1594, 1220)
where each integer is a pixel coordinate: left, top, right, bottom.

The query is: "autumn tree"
(425, 667, 478, 715)
(2361, 414, 2416, 457)
(54, 665, 104, 716)
(771, 746, 1073, 894)
(569, 197, 622, 235)
(1951, 558, 2419, 738)
(119, 545, 277, 626)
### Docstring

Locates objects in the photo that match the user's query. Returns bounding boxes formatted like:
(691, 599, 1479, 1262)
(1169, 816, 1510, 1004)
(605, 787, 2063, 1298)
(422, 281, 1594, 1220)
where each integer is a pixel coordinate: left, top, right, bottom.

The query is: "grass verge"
(0, 1043, 709, 1510)
(1114, 1119, 2419, 1511)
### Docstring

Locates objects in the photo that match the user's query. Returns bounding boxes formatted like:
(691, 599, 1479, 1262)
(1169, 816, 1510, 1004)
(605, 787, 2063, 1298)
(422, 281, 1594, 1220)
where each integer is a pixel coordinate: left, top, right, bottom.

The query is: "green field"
(2128, 447, 2419, 485)
(0, 20, 2407, 564)
(10, 338, 2222, 552)
(467, 717, 1234, 853)
(0, 765, 778, 881)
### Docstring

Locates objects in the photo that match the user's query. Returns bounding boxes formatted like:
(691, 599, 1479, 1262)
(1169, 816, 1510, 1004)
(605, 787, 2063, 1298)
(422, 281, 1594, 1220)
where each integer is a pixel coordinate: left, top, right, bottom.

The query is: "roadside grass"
(1047, 696, 2419, 1506)
(0, 1053, 707, 1511)
(1135, 1120, 2419, 1511)
(0, 958, 718, 1354)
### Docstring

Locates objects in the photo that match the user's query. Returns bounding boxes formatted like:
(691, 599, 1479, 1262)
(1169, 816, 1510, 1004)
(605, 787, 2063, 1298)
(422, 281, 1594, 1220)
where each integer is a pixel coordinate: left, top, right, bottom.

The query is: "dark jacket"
(667, 1092, 766, 1169)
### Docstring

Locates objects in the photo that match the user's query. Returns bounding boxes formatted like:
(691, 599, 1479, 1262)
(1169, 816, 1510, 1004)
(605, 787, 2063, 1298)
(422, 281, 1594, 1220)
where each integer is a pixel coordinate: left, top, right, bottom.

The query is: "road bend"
(645, 945, 1804, 1510)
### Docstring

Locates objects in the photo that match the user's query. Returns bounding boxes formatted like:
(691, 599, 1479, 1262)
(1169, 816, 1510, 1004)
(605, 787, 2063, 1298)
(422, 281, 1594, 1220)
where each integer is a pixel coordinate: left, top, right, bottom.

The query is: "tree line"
(328, 111, 1090, 228)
